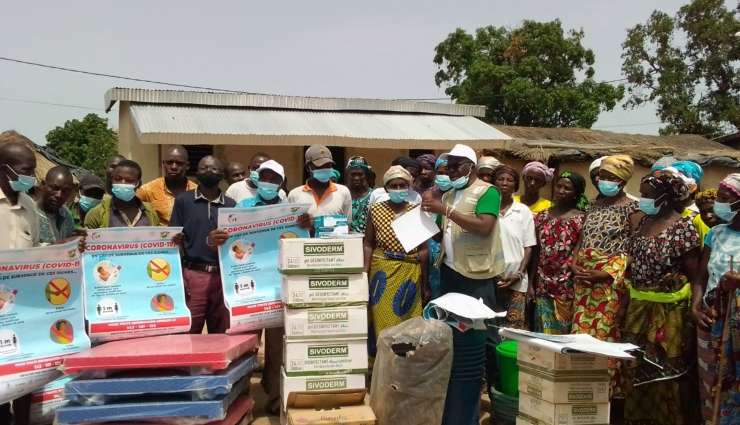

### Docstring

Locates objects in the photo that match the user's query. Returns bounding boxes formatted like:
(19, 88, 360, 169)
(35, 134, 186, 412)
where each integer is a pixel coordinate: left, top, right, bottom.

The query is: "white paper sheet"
(428, 293, 506, 320)
(391, 206, 440, 253)
(499, 327, 639, 359)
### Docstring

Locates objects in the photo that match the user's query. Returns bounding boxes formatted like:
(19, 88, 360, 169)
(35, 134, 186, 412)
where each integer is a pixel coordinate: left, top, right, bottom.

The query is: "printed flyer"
(218, 204, 310, 333)
(0, 240, 89, 404)
(83, 227, 190, 342)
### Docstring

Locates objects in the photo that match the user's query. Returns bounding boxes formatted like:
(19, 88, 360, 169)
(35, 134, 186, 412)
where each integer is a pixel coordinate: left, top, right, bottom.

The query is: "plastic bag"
(370, 317, 453, 425)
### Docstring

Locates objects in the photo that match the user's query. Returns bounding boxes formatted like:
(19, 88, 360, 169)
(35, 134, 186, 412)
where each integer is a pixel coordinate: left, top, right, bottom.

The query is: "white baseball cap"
(447, 144, 477, 165)
(257, 160, 285, 181)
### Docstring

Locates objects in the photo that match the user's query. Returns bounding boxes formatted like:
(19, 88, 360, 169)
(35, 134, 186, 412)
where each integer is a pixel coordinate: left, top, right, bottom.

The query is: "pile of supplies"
(278, 236, 376, 425)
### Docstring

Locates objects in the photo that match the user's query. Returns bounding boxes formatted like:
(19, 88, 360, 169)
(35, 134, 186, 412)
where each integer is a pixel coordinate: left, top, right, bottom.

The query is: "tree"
(46, 114, 118, 177)
(621, 0, 739, 137)
(433, 20, 624, 128)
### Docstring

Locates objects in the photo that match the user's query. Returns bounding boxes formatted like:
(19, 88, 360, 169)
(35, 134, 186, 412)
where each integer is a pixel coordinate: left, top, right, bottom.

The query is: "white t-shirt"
(287, 182, 353, 222)
(368, 187, 422, 205)
(225, 180, 286, 204)
(497, 202, 536, 293)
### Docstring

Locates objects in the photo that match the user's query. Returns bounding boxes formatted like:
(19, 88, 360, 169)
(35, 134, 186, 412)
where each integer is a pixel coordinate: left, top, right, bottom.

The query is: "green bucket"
(495, 340, 519, 397)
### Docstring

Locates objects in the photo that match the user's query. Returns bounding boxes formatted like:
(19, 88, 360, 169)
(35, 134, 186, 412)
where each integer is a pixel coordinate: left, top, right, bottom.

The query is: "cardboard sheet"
(62, 334, 258, 375)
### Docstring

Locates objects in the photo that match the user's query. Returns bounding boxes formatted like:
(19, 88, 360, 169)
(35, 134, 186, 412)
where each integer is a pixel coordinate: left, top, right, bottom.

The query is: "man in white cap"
(288, 145, 352, 234)
(421, 143, 503, 400)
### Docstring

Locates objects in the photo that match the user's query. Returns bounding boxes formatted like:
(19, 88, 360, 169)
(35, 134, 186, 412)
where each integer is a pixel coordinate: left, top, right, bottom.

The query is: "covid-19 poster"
(218, 204, 310, 334)
(82, 227, 191, 342)
(0, 240, 89, 404)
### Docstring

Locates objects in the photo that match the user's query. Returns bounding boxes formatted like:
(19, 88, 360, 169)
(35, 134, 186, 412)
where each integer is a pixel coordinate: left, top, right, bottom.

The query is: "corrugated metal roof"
(106, 88, 486, 117)
(129, 104, 511, 149)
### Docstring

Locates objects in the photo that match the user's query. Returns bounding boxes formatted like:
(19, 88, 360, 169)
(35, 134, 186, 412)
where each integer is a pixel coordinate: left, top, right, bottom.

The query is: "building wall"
(118, 102, 161, 183)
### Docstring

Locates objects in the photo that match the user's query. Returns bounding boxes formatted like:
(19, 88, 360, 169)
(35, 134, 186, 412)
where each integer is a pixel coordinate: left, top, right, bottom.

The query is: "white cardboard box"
(279, 238, 364, 274)
(518, 392, 610, 425)
(282, 273, 368, 307)
(287, 405, 377, 425)
(518, 366, 610, 404)
(280, 367, 366, 411)
(517, 340, 609, 372)
(285, 305, 368, 340)
(284, 337, 368, 376)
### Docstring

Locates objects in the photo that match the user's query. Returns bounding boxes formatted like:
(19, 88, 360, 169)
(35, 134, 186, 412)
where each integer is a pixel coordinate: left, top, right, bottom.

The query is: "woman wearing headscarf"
(693, 173, 740, 425)
(493, 165, 536, 329)
(414, 153, 437, 193)
(622, 170, 700, 425)
(695, 189, 720, 234)
(571, 155, 638, 397)
(428, 155, 451, 299)
(532, 171, 588, 335)
(476, 156, 502, 184)
(364, 165, 429, 357)
(515, 161, 554, 214)
(345, 156, 374, 233)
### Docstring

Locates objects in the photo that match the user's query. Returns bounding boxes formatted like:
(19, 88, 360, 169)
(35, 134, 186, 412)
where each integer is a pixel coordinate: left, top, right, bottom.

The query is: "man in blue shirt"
(170, 156, 235, 334)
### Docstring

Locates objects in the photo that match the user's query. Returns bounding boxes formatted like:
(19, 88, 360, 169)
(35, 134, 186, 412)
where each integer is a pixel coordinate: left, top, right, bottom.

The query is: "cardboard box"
(284, 338, 368, 376)
(279, 238, 364, 274)
(282, 273, 368, 307)
(285, 305, 368, 340)
(280, 368, 366, 411)
(518, 392, 610, 425)
(518, 366, 610, 404)
(517, 340, 609, 372)
(516, 414, 543, 425)
(288, 405, 376, 425)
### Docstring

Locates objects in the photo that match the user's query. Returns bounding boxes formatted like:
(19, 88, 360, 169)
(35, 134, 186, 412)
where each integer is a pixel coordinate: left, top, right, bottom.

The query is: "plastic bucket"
(491, 388, 518, 425)
(442, 378, 482, 425)
(495, 340, 518, 397)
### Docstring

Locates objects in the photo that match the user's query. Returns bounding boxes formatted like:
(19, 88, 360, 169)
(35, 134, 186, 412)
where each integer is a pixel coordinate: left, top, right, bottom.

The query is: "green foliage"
(433, 20, 624, 128)
(621, 0, 739, 136)
(46, 114, 118, 177)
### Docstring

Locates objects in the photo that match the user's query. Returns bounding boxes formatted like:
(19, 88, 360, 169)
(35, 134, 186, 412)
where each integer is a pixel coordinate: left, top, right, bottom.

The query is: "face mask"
(435, 175, 452, 192)
(111, 184, 137, 202)
(388, 189, 408, 204)
(249, 170, 259, 185)
(5, 164, 36, 193)
(79, 195, 102, 212)
(257, 181, 280, 201)
(197, 172, 223, 188)
(639, 196, 664, 216)
(451, 175, 469, 190)
(714, 201, 738, 223)
(312, 169, 333, 183)
(598, 180, 621, 197)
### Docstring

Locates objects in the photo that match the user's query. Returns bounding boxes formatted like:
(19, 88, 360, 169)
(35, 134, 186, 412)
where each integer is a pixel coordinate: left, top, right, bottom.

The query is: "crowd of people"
(0, 127, 739, 424)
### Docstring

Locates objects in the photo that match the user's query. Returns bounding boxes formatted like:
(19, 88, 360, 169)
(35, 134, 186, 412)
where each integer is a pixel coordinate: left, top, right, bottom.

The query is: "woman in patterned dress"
(532, 171, 588, 334)
(622, 171, 700, 425)
(345, 156, 374, 233)
(363, 165, 429, 357)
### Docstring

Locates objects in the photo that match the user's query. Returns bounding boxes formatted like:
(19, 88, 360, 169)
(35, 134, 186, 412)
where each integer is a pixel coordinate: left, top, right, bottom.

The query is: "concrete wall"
(118, 102, 161, 183)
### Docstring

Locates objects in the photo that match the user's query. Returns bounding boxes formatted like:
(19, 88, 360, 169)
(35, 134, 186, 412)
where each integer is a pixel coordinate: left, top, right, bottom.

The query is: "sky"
(0, 1, 707, 144)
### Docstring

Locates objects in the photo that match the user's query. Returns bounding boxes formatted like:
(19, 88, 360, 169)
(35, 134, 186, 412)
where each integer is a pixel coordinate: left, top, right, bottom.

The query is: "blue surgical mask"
(257, 181, 280, 201)
(639, 196, 664, 216)
(388, 189, 408, 204)
(714, 200, 738, 223)
(451, 175, 469, 190)
(111, 183, 137, 202)
(435, 175, 452, 192)
(5, 164, 36, 193)
(312, 169, 333, 183)
(249, 170, 259, 185)
(598, 180, 621, 197)
(79, 195, 101, 212)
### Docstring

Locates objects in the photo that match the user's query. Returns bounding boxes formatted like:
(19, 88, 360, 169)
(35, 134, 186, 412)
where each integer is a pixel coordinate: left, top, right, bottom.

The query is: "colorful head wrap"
(383, 165, 412, 186)
(672, 160, 703, 184)
(522, 161, 555, 182)
(650, 155, 677, 173)
(589, 156, 606, 173)
(719, 173, 740, 198)
(330, 169, 341, 182)
(435, 154, 448, 170)
(695, 189, 718, 205)
(493, 165, 520, 192)
(559, 171, 589, 211)
(416, 154, 437, 170)
(478, 156, 502, 171)
(657, 166, 697, 195)
(601, 155, 634, 182)
(643, 169, 690, 203)
(346, 156, 373, 180)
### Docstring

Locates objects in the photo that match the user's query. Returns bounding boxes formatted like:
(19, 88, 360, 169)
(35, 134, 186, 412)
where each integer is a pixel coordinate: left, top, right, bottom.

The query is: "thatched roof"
(0, 131, 88, 181)
(489, 125, 740, 167)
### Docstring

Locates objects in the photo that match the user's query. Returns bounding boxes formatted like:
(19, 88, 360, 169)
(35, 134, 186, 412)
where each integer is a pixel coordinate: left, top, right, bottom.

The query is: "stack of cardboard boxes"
(515, 341, 611, 425)
(278, 237, 376, 425)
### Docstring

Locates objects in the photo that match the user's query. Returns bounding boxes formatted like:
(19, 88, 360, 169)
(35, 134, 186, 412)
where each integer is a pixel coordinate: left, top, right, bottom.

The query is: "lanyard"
(119, 208, 143, 227)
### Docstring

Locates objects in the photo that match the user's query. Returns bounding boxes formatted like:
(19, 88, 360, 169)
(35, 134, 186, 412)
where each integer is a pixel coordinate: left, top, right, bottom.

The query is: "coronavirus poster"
(218, 204, 309, 333)
(0, 240, 89, 404)
(82, 227, 190, 342)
